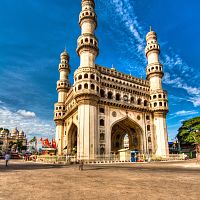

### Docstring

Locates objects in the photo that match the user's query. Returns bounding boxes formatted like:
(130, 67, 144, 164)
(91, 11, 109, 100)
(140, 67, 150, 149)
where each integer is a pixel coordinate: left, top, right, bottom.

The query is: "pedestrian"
(79, 160, 84, 171)
(5, 152, 11, 167)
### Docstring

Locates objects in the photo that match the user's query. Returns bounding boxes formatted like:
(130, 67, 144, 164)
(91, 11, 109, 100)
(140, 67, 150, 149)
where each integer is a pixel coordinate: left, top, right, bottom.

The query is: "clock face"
(124, 95, 128, 101)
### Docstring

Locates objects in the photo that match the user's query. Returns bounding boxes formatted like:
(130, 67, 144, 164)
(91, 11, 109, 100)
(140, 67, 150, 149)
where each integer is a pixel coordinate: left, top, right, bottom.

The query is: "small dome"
(11, 127, 19, 136)
(19, 130, 24, 136)
(60, 48, 69, 59)
(146, 26, 157, 40)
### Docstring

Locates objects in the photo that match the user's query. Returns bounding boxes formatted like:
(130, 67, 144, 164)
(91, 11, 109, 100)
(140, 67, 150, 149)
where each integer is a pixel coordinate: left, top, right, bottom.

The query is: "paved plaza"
(0, 160, 199, 200)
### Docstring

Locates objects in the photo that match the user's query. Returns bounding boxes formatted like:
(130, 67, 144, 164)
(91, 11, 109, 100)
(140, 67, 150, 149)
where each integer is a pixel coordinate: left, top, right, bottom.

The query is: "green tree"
(177, 117, 200, 153)
(177, 117, 200, 144)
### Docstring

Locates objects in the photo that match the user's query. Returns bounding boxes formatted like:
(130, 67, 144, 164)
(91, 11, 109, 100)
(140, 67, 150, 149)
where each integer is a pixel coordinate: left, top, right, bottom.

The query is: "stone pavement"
(0, 160, 199, 200)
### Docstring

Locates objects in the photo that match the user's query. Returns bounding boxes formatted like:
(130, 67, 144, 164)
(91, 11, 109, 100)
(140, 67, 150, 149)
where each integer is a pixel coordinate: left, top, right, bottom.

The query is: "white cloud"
(110, 0, 145, 56)
(174, 110, 198, 116)
(108, 0, 200, 107)
(0, 106, 55, 139)
(17, 109, 36, 118)
(163, 72, 200, 107)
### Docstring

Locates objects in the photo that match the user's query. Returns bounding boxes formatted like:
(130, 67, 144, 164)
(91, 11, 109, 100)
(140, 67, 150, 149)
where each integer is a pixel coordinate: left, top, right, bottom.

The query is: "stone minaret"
(145, 27, 169, 157)
(54, 49, 70, 155)
(74, 0, 100, 160)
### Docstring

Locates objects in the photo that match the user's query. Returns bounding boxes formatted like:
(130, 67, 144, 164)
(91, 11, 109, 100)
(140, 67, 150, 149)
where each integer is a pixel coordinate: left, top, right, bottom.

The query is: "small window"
(158, 94, 162, 98)
(100, 108, 105, 113)
(91, 84, 95, 90)
(116, 93, 120, 101)
(137, 99, 141, 105)
(147, 125, 150, 131)
(91, 74, 95, 79)
(130, 97, 134, 103)
(100, 89, 105, 97)
(84, 74, 88, 78)
(100, 119, 104, 126)
(108, 92, 113, 99)
(78, 75, 82, 80)
(146, 115, 150, 120)
(153, 95, 156, 99)
(78, 85, 82, 90)
(154, 102, 157, 107)
(84, 83, 88, 89)
(159, 102, 162, 106)
(144, 100, 148, 106)
(100, 133, 105, 141)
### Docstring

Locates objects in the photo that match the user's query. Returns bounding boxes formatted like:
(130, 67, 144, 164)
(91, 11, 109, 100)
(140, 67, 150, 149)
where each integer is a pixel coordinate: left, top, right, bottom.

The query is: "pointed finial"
(111, 64, 115, 70)
(150, 26, 152, 32)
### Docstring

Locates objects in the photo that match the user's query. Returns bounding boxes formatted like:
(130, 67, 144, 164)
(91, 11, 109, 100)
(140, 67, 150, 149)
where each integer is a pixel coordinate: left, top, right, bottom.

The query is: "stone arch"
(110, 116, 144, 154)
(67, 123, 78, 155)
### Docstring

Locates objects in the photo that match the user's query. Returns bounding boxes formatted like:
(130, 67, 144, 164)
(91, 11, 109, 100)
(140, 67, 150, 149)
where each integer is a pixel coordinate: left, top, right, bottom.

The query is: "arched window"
(108, 91, 113, 99)
(130, 97, 134, 103)
(137, 99, 141, 105)
(147, 125, 150, 131)
(144, 100, 148, 106)
(158, 94, 162, 98)
(116, 93, 120, 101)
(100, 119, 104, 126)
(164, 102, 167, 107)
(78, 85, 82, 90)
(90, 74, 95, 79)
(84, 74, 88, 78)
(97, 86, 99, 92)
(146, 115, 150, 120)
(91, 84, 95, 90)
(100, 133, 105, 141)
(85, 38, 88, 42)
(99, 108, 104, 113)
(123, 134, 129, 149)
(159, 102, 162, 106)
(148, 137, 151, 142)
(153, 95, 156, 99)
(100, 89, 105, 97)
(84, 83, 88, 89)
(154, 102, 157, 107)
(100, 147, 105, 155)
(78, 75, 82, 80)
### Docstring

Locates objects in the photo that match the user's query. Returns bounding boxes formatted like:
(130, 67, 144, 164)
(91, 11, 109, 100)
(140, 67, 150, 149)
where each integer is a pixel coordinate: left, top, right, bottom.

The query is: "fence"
(35, 153, 187, 164)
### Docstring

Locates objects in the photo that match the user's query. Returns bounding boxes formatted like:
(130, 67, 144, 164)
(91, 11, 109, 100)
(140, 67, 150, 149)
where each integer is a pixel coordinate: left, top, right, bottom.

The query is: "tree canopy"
(177, 116, 200, 145)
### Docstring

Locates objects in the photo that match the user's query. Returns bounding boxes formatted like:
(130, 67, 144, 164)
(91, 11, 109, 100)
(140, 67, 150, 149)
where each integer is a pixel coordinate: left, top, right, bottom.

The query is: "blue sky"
(0, 0, 199, 140)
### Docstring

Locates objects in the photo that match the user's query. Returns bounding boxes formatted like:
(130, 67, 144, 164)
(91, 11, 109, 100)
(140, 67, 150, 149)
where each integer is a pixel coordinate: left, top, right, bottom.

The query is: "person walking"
(5, 152, 11, 167)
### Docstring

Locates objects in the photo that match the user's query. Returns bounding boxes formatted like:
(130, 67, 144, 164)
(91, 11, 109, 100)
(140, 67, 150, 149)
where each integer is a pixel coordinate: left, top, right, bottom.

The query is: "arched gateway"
(54, 0, 169, 160)
(111, 117, 144, 154)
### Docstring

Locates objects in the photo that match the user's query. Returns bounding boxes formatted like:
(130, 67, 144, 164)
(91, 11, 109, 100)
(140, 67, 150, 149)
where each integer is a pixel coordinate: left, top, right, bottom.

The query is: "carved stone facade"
(54, 0, 169, 159)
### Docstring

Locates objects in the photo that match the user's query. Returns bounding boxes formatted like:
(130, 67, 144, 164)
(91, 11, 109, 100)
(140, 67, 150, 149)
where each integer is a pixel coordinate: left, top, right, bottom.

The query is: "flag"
(42, 138, 51, 148)
(29, 136, 36, 143)
(52, 139, 57, 149)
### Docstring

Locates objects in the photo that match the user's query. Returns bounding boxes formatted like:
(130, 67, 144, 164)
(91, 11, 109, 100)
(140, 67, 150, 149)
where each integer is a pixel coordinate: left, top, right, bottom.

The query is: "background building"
(0, 128, 27, 153)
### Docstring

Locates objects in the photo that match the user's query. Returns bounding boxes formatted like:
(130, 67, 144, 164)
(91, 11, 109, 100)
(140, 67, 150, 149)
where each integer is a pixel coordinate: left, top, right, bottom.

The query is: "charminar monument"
(54, 0, 169, 160)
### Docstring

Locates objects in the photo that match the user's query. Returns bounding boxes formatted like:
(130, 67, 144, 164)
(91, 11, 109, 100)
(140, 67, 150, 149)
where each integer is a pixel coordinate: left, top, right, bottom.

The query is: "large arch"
(111, 117, 144, 154)
(67, 123, 78, 155)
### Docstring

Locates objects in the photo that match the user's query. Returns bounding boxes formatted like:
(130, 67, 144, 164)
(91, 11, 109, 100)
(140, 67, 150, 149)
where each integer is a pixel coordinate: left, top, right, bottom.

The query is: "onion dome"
(60, 48, 69, 60)
(10, 127, 19, 137)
